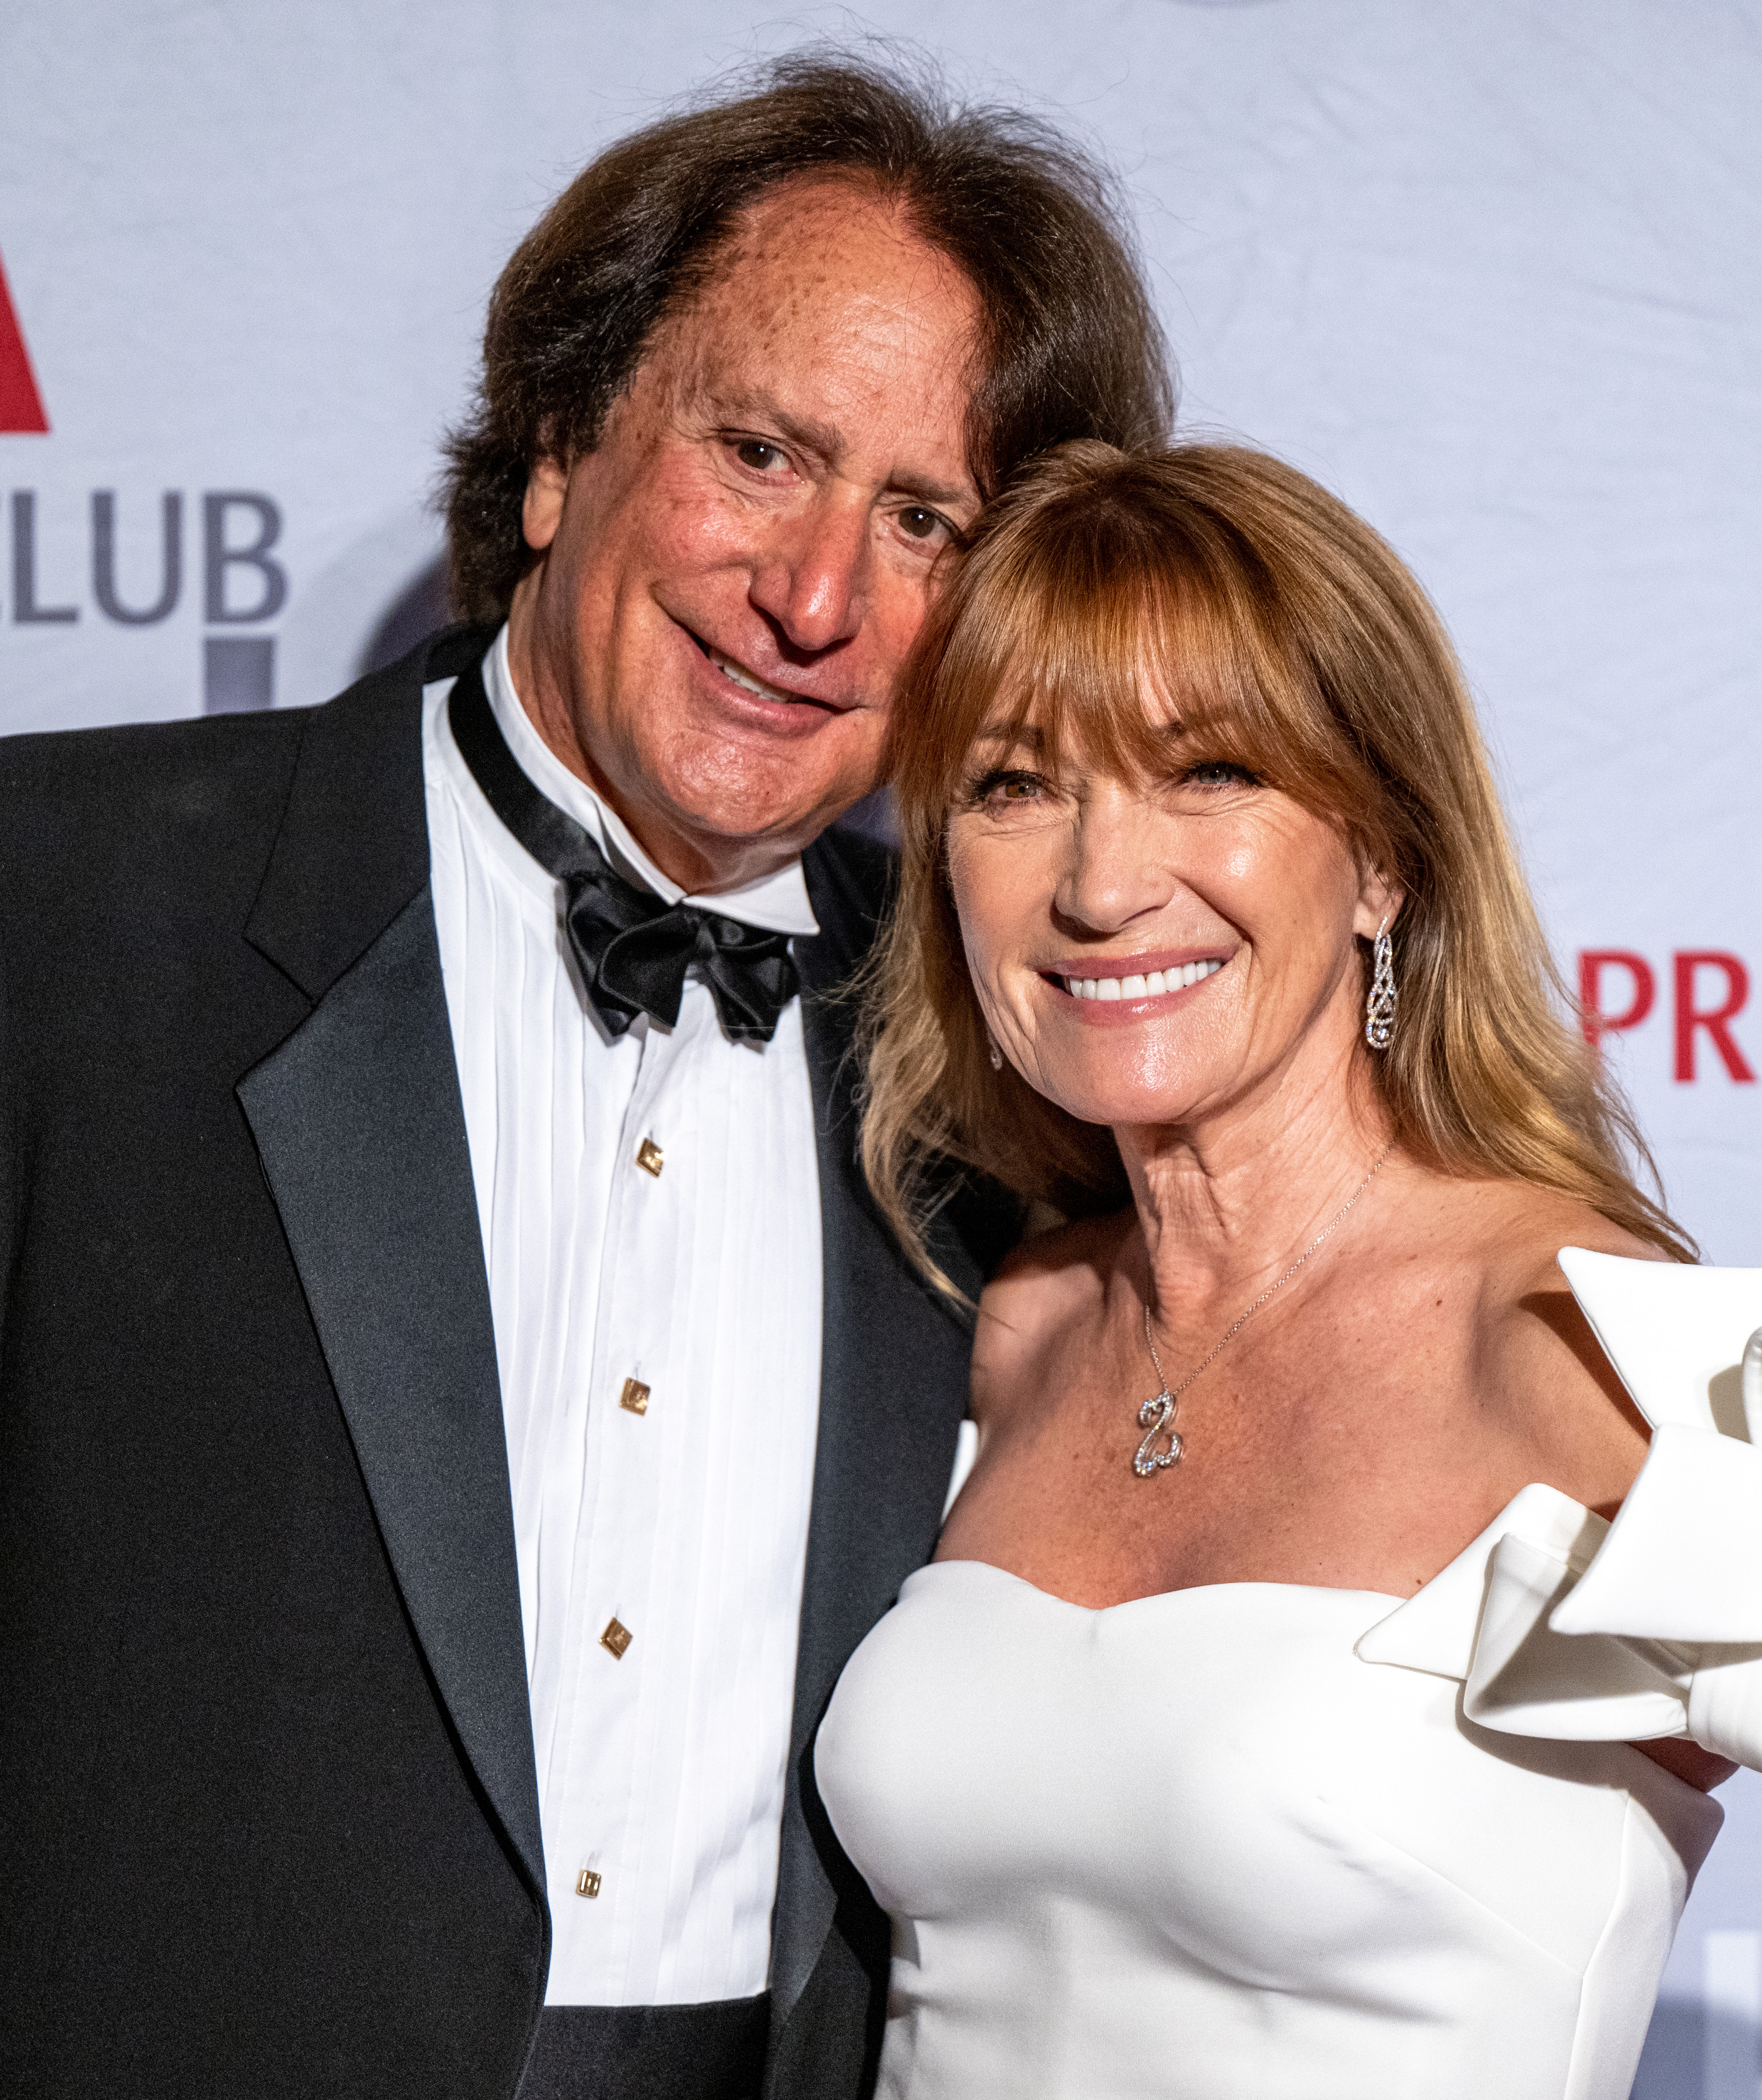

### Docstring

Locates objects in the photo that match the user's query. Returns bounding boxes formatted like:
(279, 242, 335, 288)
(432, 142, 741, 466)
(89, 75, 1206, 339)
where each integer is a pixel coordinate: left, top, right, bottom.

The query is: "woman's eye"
(734, 439, 788, 472)
(967, 768, 1047, 808)
(1182, 759, 1258, 790)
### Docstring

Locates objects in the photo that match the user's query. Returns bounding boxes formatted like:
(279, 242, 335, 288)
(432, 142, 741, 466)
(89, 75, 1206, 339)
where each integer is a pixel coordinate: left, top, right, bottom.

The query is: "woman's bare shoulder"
(971, 1210, 1131, 1405)
(1450, 1176, 1664, 1288)
(1448, 1180, 1666, 1498)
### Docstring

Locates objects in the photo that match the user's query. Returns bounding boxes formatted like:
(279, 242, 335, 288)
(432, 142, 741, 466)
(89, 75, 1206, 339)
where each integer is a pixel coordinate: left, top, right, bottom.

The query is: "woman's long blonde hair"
(859, 441, 1694, 1288)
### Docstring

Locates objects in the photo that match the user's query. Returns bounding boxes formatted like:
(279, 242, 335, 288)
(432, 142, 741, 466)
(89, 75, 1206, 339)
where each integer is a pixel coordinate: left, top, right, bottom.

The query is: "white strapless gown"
(815, 1251, 1762, 2100)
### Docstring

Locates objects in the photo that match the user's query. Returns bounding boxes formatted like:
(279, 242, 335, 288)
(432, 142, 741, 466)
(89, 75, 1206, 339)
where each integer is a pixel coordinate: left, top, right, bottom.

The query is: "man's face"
(506, 177, 985, 892)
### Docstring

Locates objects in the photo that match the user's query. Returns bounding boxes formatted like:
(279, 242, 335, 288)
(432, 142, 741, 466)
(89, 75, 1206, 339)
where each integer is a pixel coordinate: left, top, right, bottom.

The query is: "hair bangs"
(896, 478, 1366, 842)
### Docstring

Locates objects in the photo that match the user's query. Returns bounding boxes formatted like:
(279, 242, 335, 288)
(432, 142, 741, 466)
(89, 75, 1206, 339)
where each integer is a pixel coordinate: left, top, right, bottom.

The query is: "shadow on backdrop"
(1631, 1997, 1759, 2098)
(359, 555, 454, 677)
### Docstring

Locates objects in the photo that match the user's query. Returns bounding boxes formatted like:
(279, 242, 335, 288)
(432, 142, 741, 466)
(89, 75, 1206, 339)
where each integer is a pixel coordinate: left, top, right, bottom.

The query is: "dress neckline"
(921, 1557, 1409, 1617)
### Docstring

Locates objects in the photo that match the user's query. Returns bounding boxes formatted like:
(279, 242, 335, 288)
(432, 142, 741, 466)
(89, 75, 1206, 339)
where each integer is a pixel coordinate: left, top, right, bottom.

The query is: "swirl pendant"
(1133, 1387, 1184, 1476)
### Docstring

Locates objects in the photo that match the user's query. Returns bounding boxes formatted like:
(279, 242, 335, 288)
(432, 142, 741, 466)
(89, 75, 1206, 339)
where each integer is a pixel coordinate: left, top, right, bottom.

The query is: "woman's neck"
(1116, 1035, 1393, 1326)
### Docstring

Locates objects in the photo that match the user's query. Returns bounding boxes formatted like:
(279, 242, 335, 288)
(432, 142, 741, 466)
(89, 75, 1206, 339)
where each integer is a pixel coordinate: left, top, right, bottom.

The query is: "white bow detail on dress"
(1358, 1250, 1762, 1769)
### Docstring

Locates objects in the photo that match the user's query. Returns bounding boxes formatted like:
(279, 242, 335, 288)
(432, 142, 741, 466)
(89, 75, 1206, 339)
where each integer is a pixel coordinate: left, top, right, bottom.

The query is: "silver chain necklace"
(1132, 1144, 1394, 1479)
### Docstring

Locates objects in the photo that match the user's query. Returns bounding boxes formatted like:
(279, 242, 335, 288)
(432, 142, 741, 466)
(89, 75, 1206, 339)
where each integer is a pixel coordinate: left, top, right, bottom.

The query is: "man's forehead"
(718, 170, 925, 264)
(689, 185, 978, 341)
(653, 194, 982, 499)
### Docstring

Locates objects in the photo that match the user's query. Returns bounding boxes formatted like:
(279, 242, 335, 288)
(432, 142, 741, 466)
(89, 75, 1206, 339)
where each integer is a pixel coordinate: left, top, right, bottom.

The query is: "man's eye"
(898, 507, 945, 541)
(734, 440, 788, 472)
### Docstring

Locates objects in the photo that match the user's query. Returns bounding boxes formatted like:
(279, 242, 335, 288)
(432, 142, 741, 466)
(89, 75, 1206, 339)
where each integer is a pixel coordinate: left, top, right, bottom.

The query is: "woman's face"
(945, 710, 1395, 1134)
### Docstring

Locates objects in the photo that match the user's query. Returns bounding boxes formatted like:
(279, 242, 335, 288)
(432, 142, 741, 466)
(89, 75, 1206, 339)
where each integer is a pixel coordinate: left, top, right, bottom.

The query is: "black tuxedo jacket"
(0, 627, 1008, 2098)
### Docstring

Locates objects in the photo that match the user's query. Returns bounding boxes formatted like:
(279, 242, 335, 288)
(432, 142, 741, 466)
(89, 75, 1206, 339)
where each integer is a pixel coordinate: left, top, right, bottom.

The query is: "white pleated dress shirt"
(421, 627, 824, 2006)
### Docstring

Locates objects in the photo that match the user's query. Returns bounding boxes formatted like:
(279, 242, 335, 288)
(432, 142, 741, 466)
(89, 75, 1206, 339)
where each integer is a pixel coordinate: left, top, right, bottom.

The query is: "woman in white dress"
(814, 442, 1762, 2099)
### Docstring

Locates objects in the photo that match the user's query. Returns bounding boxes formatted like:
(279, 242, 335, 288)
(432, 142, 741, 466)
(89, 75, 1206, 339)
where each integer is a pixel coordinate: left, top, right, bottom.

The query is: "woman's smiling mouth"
(1049, 955, 1229, 1003)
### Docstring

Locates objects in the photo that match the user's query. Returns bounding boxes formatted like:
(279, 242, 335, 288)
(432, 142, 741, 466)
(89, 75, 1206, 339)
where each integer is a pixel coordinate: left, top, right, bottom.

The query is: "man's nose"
(747, 490, 871, 655)
(1055, 792, 1178, 933)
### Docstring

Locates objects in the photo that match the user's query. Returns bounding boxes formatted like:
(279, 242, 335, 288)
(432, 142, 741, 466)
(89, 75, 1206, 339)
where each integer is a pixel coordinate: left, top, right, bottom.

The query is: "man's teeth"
(1062, 958, 1224, 1001)
(711, 650, 794, 704)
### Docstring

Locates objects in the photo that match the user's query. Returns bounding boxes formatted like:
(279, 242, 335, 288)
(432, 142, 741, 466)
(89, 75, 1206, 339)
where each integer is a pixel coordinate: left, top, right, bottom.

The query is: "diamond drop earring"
(986, 1029, 1004, 1072)
(1364, 914, 1398, 1050)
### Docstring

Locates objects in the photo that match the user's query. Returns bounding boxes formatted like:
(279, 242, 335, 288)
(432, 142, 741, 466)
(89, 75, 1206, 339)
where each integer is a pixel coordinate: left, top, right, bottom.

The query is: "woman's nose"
(1054, 789, 1178, 934)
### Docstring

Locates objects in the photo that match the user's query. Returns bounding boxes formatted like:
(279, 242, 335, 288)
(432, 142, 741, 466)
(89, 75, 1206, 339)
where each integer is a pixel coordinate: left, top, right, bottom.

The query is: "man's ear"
(522, 454, 569, 553)
(1353, 867, 1405, 943)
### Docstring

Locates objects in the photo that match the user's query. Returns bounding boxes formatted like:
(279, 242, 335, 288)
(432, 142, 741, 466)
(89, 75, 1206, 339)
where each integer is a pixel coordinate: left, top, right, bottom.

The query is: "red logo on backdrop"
(0, 247, 49, 434)
(1580, 951, 1756, 1082)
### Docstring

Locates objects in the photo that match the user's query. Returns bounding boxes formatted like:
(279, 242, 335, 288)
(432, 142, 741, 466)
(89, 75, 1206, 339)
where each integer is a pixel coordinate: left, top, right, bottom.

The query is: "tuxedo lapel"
(238, 632, 545, 1910)
(234, 671, 974, 2049)
(770, 835, 977, 2035)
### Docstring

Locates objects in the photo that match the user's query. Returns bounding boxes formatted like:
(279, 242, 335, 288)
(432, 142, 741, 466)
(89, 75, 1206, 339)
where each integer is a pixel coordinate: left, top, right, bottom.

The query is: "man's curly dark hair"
(441, 49, 1175, 621)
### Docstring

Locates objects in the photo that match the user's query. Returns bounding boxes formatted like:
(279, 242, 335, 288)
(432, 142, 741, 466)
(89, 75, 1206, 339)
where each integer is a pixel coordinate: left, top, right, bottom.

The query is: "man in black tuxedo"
(0, 55, 1169, 2100)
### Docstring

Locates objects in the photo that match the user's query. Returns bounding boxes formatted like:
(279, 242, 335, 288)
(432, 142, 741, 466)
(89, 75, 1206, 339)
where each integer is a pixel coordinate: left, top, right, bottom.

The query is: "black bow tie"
(447, 656, 800, 1045)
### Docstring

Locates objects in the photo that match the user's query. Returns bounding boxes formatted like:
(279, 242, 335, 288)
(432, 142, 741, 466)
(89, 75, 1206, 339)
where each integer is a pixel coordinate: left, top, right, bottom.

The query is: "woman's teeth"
(1062, 958, 1224, 1002)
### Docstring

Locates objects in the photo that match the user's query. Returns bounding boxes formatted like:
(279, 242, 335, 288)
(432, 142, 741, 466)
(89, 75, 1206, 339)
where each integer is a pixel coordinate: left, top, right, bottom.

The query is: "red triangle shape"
(0, 249, 50, 434)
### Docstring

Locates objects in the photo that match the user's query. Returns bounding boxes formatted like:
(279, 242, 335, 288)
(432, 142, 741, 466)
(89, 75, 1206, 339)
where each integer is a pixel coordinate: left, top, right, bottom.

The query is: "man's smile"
(689, 629, 853, 714)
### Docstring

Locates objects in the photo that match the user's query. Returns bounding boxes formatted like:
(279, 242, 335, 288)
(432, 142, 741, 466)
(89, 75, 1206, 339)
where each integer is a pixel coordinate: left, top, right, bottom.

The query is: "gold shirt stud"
(575, 1868, 602, 1899)
(601, 1617, 633, 1660)
(635, 1137, 664, 1177)
(619, 1377, 650, 1417)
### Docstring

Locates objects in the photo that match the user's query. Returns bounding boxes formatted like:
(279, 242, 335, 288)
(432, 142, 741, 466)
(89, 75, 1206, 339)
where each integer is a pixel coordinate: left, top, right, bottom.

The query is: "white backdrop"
(1, 3, 1757, 2092)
